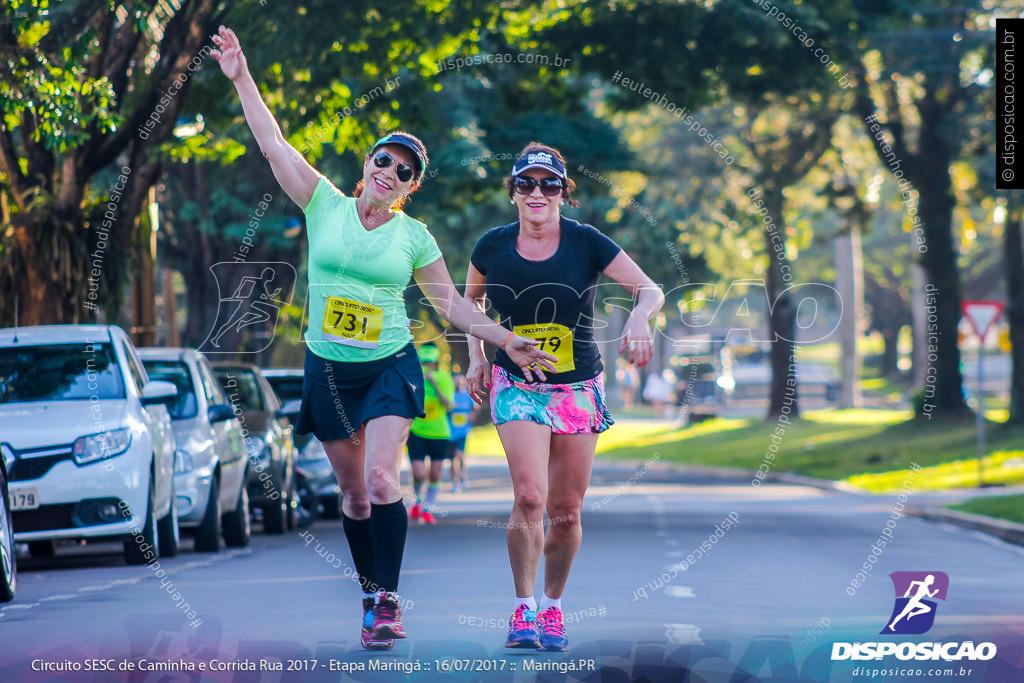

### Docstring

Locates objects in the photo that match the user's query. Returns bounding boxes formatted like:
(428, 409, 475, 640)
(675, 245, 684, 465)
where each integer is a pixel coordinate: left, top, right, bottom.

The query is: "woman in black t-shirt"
(466, 143, 665, 651)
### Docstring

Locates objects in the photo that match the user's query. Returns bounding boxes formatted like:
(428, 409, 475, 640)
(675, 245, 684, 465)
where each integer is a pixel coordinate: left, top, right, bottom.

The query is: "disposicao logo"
(881, 571, 948, 635)
(831, 571, 997, 663)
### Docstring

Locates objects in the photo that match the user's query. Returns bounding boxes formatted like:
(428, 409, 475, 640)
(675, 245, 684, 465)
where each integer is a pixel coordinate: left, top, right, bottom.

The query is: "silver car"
(139, 348, 249, 551)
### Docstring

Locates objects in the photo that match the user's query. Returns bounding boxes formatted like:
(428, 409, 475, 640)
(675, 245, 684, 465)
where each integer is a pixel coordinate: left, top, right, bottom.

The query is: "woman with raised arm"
(465, 143, 665, 651)
(211, 27, 555, 651)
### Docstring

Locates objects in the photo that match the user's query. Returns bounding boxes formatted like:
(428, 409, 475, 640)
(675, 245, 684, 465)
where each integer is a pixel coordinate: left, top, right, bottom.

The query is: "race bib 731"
(322, 297, 384, 348)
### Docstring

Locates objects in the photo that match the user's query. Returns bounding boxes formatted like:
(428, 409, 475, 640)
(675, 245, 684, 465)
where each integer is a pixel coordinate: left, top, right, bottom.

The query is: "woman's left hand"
(620, 312, 654, 367)
(506, 336, 558, 383)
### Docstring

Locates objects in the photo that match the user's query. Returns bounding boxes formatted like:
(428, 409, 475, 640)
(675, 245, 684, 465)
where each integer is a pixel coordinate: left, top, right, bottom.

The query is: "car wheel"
(262, 468, 288, 534)
(28, 540, 56, 559)
(320, 493, 342, 520)
(194, 476, 222, 553)
(124, 476, 158, 565)
(222, 484, 251, 548)
(262, 493, 287, 534)
(0, 465, 16, 602)
(285, 475, 299, 531)
(157, 480, 180, 558)
(294, 473, 318, 529)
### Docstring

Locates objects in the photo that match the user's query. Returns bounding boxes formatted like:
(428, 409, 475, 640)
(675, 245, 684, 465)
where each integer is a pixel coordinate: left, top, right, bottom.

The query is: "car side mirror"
(208, 404, 237, 423)
(141, 380, 178, 406)
(276, 398, 302, 421)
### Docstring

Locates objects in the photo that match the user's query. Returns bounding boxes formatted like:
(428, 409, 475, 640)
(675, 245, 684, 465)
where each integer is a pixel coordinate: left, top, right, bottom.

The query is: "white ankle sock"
(538, 593, 561, 612)
(515, 596, 537, 612)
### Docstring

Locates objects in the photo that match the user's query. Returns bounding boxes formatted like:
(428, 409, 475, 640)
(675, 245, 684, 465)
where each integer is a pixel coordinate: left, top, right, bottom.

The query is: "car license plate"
(9, 487, 39, 511)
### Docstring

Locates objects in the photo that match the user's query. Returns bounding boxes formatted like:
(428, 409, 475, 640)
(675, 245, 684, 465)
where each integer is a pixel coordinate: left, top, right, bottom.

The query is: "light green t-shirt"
(411, 368, 454, 439)
(303, 176, 442, 362)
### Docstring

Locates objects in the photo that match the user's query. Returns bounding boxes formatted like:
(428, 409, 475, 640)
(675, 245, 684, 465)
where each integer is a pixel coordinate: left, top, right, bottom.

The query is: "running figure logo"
(200, 262, 296, 354)
(880, 571, 949, 635)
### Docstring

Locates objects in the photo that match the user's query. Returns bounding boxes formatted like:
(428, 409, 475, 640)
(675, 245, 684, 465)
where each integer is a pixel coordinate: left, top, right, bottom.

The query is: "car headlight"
(1, 444, 14, 472)
(174, 449, 195, 473)
(73, 428, 131, 464)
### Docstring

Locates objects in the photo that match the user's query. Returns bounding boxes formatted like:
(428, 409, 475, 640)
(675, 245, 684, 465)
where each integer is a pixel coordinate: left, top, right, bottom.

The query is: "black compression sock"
(369, 501, 408, 593)
(342, 513, 375, 593)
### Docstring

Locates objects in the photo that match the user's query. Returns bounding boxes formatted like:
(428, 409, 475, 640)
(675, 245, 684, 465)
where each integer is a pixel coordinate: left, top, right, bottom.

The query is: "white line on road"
(665, 623, 704, 645)
(665, 586, 695, 598)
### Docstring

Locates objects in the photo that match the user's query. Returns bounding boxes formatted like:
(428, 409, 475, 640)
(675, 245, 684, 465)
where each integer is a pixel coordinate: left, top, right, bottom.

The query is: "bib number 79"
(513, 323, 575, 373)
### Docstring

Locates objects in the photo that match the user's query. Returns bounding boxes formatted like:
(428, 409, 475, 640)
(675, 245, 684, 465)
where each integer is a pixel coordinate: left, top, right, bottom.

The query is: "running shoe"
(361, 597, 394, 650)
(504, 603, 540, 648)
(372, 591, 407, 639)
(409, 502, 422, 520)
(537, 606, 569, 651)
(421, 510, 437, 525)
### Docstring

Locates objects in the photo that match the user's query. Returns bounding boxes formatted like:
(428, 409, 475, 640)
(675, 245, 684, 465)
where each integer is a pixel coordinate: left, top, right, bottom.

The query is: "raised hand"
(210, 26, 247, 82)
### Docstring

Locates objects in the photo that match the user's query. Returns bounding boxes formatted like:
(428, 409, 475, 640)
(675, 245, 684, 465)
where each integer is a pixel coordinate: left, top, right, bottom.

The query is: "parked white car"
(0, 325, 179, 564)
(139, 348, 250, 551)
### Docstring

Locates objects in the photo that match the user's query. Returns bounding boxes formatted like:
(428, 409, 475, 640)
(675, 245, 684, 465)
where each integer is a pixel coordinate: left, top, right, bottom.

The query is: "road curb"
(591, 457, 866, 494)
(910, 506, 1024, 547)
(592, 457, 1024, 546)
(768, 471, 866, 494)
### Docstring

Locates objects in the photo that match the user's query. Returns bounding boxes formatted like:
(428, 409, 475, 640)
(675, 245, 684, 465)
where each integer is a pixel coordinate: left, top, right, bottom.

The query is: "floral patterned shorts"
(489, 365, 614, 435)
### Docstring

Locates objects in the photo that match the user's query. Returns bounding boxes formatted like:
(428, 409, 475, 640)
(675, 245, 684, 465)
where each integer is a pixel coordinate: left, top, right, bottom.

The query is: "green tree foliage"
(0, 0, 223, 326)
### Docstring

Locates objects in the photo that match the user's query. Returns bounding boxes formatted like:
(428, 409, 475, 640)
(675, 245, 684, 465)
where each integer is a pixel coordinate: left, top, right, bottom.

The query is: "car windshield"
(265, 375, 303, 403)
(142, 360, 198, 420)
(215, 368, 264, 411)
(0, 342, 125, 403)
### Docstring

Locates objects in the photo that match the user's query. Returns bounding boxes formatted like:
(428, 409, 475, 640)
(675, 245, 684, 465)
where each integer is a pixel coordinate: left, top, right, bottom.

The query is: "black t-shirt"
(470, 217, 622, 383)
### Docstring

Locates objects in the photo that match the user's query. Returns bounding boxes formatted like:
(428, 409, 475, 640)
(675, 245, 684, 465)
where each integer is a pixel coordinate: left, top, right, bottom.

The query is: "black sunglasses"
(512, 176, 565, 197)
(372, 152, 415, 183)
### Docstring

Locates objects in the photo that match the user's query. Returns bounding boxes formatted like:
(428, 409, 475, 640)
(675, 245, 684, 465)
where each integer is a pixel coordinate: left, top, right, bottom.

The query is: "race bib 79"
(513, 323, 575, 373)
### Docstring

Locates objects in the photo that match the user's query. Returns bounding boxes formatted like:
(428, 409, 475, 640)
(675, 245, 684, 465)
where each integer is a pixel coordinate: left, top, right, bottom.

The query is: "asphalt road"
(2, 457, 1023, 683)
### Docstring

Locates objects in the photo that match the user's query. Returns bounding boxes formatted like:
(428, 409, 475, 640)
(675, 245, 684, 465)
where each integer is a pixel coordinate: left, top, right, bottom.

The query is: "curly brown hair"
(503, 142, 579, 208)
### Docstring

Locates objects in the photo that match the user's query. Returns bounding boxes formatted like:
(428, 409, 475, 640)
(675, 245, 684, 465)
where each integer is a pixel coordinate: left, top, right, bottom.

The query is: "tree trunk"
(881, 330, 900, 378)
(1004, 207, 1024, 425)
(182, 234, 215, 348)
(915, 103, 967, 417)
(182, 164, 217, 349)
(762, 188, 799, 420)
(11, 223, 61, 325)
(863, 274, 909, 378)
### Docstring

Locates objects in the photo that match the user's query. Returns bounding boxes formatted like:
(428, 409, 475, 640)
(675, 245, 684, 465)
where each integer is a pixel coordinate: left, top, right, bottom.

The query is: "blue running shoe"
(504, 603, 539, 648)
(537, 606, 569, 651)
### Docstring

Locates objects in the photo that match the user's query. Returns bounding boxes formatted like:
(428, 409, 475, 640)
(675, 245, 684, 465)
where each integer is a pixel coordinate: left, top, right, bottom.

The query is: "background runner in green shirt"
(407, 344, 455, 524)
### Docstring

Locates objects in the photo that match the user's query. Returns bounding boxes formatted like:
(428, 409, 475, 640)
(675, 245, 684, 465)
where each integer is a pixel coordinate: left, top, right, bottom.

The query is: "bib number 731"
(322, 296, 384, 349)
(513, 323, 575, 373)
